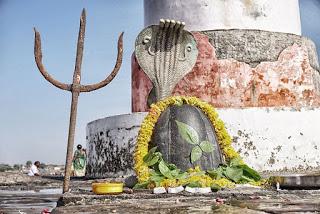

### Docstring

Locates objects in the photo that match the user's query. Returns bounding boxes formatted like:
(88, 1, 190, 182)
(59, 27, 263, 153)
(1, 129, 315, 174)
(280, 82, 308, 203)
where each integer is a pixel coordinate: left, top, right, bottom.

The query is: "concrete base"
(86, 108, 320, 178)
(54, 187, 320, 213)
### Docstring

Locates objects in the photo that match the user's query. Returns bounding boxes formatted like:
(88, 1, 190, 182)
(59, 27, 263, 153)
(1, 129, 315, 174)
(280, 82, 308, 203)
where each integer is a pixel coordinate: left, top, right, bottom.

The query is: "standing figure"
(72, 144, 87, 177)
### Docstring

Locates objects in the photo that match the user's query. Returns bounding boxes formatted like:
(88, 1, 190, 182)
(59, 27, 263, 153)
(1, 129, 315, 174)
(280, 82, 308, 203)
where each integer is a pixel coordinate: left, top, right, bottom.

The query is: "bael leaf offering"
(223, 167, 243, 183)
(207, 167, 224, 180)
(158, 160, 173, 179)
(199, 141, 214, 153)
(207, 158, 262, 184)
(143, 146, 158, 163)
(170, 169, 181, 177)
(241, 164, 261, 182)
(133, 181, 150, 189)
(175, 120, 199, 145)
(187, 181, 202, 188)
(146, 154, 160, 166)
(191, 146, 202, 163)
(138, 148, 262, 190)
(230, 157, 242, 167)
(142, 147, 191, 184)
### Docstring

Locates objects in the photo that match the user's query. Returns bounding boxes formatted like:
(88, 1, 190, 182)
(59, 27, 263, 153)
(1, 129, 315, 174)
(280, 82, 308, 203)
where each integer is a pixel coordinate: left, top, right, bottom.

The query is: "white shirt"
(28, 164, 39, 176)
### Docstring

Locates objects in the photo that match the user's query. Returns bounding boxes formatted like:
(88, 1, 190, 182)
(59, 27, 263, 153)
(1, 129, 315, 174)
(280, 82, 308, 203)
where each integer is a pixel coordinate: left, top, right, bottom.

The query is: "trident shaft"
(34, 9, 123, 193)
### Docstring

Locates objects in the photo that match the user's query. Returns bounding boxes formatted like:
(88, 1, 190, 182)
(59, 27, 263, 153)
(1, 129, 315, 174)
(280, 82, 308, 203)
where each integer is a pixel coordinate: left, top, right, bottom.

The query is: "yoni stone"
(151, 104, 223, 171)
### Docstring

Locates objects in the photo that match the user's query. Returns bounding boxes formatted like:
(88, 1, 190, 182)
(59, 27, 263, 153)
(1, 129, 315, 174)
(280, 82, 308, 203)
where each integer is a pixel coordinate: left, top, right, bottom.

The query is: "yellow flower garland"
(134, 96, 241, 183)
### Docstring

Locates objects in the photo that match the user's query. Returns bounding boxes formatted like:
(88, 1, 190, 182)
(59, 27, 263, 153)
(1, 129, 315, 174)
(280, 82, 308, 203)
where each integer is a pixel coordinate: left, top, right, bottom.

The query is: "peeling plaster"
(132, 32, 320, 111)
(218, 107, 320, 172)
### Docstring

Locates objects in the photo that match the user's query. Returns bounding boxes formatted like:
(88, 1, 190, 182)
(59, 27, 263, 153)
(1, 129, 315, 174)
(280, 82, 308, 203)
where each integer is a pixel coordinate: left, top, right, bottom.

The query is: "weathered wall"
(219, 108, 320, 172)
(86, 108, 320, 175)
(132, 30, 320, 112)
(144, 0, 301, 35)
(86, 113, 147, 178)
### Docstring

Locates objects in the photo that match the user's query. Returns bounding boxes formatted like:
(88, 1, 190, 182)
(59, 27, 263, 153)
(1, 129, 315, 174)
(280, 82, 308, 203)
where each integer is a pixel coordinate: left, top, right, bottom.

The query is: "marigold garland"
(134, 96, 241, 183)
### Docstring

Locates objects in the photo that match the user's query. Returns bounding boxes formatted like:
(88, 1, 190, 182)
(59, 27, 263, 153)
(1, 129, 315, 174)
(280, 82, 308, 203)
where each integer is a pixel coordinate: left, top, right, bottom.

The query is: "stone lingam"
(86, 0, 320, 183)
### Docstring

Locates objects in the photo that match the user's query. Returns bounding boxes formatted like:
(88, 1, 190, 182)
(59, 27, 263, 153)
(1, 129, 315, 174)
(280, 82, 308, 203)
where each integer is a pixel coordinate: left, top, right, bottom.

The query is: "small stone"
(196, 187, 212, 194)
(185, 186, 196, 193)
(168, 186, 184, 194)
(153, 187, 166, 194)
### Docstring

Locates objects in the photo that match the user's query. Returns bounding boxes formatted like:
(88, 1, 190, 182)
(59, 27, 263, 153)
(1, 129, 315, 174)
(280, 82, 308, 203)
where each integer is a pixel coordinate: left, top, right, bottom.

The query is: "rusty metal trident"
(33, 9, 123, 193)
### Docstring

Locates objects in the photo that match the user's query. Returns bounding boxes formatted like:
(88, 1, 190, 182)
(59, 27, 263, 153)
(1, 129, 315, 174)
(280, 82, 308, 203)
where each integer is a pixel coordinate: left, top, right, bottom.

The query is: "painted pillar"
(131, 0, 320, 172)
(144, 0, 301, 35)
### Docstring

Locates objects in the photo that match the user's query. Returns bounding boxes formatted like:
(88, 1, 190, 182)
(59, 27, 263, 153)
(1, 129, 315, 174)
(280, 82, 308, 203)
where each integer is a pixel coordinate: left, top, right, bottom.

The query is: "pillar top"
(144, 0, 301, 35)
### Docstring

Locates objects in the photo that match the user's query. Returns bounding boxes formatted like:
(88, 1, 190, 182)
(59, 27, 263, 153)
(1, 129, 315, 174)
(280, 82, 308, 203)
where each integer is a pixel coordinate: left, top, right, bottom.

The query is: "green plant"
(13, 164, 22, 170)
(175, 120, 214, 163)
(0, 164, 13, 172)
(133, 146, 187, 188)
(207, 157, 261, 183)
(134, 148, 262, 190)
(26, 161, 32, 167)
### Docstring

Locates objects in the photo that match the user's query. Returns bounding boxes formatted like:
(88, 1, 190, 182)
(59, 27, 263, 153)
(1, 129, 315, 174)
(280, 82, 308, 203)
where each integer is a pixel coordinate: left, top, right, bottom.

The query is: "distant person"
(72, 144, 87, 176)
(28, 161, 40, 176)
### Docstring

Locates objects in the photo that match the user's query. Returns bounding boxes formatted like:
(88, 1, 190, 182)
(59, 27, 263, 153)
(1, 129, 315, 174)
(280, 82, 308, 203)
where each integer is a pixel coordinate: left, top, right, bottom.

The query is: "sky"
(0, 0, 320, 165)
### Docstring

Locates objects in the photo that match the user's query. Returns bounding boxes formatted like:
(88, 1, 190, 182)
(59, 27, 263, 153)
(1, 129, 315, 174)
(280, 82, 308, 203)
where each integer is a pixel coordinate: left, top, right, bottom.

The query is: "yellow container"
(92, 182, 124, 194)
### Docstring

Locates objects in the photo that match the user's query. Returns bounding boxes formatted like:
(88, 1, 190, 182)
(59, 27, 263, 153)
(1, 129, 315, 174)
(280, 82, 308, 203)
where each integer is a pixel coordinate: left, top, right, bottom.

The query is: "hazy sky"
(0, 0, 320, 165)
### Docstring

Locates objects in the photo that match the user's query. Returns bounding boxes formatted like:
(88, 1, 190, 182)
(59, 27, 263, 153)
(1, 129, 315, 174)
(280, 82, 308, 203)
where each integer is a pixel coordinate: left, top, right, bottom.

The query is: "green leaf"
(191, 171, 206, 177)
(176, 172, 188, 179)
(158, 160, 173, 178)
(175, 120, 199, 145)
(150, 172, 165, 185)
(207, 167, 225, 180)
(240, 165, 261, 181)
(207, 170, 218, 179)
(133, 181, 150, 189)
(143, 146, 158, 163)
(191, 146, 202, 163)
(150, 170, 161, 176)
(170, 169, 179, 177)
(187, 181, 201, 188)
(199, 141, 214, 153)
(167, 164, 177, 170)
(230, 157, 242, 167)
(240, 175, 255, 183)
(146, 155, 160, 166)
(150, 174, 164, 182)
(223, 167, 243, 183)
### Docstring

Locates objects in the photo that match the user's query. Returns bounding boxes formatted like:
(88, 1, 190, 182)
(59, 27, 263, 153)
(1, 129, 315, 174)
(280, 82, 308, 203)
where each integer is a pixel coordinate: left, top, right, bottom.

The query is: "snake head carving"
(135, 19, 198, 102)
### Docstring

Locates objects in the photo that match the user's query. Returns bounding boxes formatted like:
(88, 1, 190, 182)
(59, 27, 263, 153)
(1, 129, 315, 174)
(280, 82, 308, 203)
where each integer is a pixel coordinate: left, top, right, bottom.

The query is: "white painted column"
(144, 0, 301, 35)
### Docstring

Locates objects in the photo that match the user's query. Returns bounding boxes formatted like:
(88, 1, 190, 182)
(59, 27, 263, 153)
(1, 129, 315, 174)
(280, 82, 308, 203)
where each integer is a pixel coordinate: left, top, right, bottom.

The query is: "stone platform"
(54, 186, 320, 213)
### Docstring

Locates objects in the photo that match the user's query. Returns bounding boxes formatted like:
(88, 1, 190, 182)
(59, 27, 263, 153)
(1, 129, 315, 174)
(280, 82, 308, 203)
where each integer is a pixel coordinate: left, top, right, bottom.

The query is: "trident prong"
(34, 8, 124, 193)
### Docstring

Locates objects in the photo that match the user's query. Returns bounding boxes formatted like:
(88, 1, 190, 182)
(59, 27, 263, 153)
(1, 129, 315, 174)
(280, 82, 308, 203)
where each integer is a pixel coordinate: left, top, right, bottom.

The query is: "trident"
(33, 9, 123, 193)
